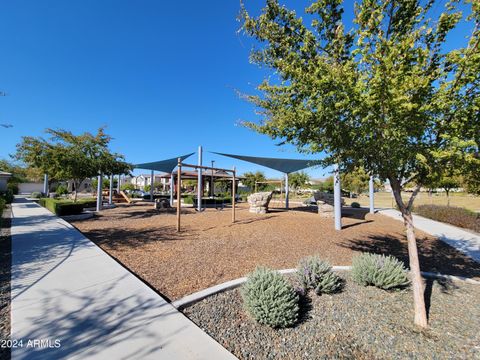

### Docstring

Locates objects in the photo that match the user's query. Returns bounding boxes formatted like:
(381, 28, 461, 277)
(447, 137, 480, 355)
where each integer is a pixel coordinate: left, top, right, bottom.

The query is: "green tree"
(288, 171, 310, 193)
(16, 128, 131, 201)
(242, 171, 267, 192)
(438, 175, 461, 206)
(341, 167, 370, 197)
(240, 0, 479, 328)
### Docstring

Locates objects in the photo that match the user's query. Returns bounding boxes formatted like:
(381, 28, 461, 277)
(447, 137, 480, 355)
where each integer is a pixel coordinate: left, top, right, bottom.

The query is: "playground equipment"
(176, 158, 236, 232)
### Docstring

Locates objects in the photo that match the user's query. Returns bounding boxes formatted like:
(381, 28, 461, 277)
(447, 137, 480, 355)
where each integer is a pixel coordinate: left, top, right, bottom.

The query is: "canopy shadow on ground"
(339, 234, 480, 279)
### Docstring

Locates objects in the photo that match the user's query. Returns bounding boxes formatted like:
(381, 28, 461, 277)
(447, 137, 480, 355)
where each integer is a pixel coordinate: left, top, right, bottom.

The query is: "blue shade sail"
(134, 153, 194, 173)
(211, 152, 321, 174)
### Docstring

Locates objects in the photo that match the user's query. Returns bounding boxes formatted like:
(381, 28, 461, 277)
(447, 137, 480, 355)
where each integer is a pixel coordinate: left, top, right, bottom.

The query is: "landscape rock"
(247, 192, 273, 214)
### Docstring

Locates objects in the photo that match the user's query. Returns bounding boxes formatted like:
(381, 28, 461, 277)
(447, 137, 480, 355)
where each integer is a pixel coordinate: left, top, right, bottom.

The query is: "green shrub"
(351, 201, 361, 208)
(7, 182, 18, 195)
(182, 195, 194, 204)
(242, 267, 299, 328)
(415, 204, 479, 233)
(296, 256, 343, 294)
(351, 253, 410, 290)
(31, 192, 42, 199)
(77, 198, 97, 208)
(55, 185, 69, 196)
(0, 190, 14, 204)
(121, 183, 135, 191)
(39, 198, 85, 216)
(0, 197, 5, 215)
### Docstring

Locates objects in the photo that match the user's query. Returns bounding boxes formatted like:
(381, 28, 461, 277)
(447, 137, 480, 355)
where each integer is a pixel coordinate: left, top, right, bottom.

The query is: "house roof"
(0, 171, 12, 178)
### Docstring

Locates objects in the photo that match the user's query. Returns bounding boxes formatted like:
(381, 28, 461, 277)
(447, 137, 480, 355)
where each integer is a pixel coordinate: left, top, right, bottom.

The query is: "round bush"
(351, 202, 361, 208)
(31, 192, 42, 199)
(241, 267, 299, 328)
(296, 255, 343, 294)
(351, 253, 410, 290)
(55, 185, 69, 196)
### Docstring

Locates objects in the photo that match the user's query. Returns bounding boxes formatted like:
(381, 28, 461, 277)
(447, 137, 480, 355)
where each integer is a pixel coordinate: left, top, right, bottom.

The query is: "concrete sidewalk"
(379, 209, 480, 263)
(11, 198, 237, 360)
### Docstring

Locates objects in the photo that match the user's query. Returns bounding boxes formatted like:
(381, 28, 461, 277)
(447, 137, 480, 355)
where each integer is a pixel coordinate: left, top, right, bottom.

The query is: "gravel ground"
(184, 273, 480, 359)
(0, 206, 11, 360)
(72, 203, 480, 300)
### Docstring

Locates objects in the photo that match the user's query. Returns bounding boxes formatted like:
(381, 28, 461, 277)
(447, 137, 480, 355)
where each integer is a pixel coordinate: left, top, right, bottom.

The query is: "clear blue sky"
(0, 0, 473, 178)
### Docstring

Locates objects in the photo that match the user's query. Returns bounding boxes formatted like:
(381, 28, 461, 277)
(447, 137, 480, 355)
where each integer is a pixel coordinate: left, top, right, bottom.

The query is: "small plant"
(55, 185, 69, 196)
(296, 256, 343, 294)
(351, 201, 361, 208)
(31, 192, 42, 199)
(351, 253, 410, 290)
(242, 267, 299, 328)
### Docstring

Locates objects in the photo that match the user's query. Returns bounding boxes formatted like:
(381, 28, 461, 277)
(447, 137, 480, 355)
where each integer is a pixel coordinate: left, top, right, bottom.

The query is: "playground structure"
(176, 157, 236, 232)
(82, 146, 378, 231)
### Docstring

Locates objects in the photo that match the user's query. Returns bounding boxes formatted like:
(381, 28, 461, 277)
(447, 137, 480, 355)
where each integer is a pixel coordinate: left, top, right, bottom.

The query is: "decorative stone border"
(172, 266, 480, 310)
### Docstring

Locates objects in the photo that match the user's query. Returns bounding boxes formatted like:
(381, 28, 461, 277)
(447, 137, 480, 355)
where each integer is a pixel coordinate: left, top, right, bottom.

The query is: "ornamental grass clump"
(296, 256, 343, 295)
(351, 253, 410, 290)
(241, 267, 299, 328)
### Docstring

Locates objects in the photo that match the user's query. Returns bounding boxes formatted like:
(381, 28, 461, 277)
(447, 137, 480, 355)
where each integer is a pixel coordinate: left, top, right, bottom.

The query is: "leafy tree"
(341, 167, 370, 196)
(121, 183, 135, 192)
(242, 171, 267, 192)
(240, 0, 479, 328)
(288, 171, 310, 193)
(16, 128, 131, 201)
(438, 176, 461, 206)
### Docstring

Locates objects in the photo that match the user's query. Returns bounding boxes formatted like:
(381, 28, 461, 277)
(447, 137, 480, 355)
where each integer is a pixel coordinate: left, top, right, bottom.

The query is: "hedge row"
(415, 204, 480, 233)
(39, 198, 96, 216)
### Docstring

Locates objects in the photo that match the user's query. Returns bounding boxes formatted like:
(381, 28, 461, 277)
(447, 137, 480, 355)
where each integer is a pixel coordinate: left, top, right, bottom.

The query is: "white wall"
(18, 182, 43, 194)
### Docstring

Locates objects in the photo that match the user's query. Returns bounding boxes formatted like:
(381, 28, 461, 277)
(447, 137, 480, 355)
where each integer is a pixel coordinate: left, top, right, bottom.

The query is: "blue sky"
(0, 0, 473, 178)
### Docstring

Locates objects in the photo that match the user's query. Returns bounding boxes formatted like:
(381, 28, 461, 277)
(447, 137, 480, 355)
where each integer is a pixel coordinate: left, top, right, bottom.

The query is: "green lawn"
(344, 192, 480, 212)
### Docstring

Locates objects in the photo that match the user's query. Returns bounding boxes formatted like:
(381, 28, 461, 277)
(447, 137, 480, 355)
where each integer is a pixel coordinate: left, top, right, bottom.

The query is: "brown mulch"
(71, 203, 480, 300)
(0, 206, 11, 360)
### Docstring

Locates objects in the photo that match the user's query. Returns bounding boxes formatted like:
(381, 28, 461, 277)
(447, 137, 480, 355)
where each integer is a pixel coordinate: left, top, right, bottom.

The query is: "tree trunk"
(73, 180, 79, 202)
(446, 190, 450, 207)
(390, 179, 428, 328)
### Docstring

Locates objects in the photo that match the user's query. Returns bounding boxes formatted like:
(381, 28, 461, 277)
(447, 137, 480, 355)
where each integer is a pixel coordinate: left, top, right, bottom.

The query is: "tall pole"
(210, 160, 215, 197)
(96, 172, 103, 212)
(232, 167, 236, 223)
(369, 176, 375, 214)
(43, 173, 49, 196)
(109, 174, 113, 205)
(177, 159, 182, 232)
(170, 173, 174, 206)
(117, 174, 121, 192)
(285, 173, 289, 210)
(197, 146, 203, 212)
(150, 170, 154, 202)
(334, 164, 342, 230)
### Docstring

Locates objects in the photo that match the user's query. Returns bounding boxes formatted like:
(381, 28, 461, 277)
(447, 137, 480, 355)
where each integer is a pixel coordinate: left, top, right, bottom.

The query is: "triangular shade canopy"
(134, 153, 194, 173)
(212, 152, 321, 174)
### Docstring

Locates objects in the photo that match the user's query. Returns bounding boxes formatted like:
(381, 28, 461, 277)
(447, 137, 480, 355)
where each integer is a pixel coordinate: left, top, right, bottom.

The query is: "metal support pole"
(334, 164, 342, 230)
(150, 170, 154, 202)
(170, 173, 174, 206)
(232, 167, 236, 223)
(43, 173, 49, 196)
(285, 173, 289, 210)
(177, 159, 182, 232)
(109, 174, 113, 205)
(117, 174, 121, 192)
(96, 172, 103, 212)
(197, 146, 203, 211)
(369, 176, 375, 214)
